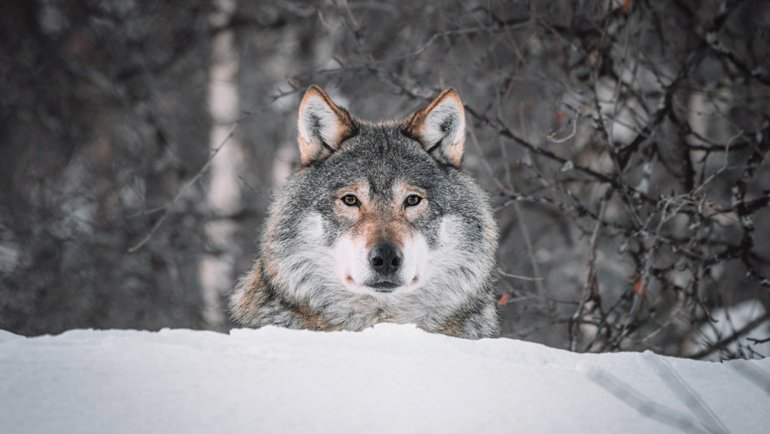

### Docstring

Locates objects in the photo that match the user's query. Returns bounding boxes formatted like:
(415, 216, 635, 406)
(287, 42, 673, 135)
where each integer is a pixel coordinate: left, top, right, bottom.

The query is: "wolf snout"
(368, 243, 402, 276)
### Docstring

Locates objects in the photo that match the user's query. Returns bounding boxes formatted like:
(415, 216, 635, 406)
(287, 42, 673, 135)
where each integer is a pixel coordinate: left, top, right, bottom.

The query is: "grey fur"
(230, 87, 500, 339)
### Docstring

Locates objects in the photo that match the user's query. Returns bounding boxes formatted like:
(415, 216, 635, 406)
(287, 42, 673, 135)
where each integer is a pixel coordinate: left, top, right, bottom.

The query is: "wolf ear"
(297, 85, 356, 165)
(405, 89, 466, 167)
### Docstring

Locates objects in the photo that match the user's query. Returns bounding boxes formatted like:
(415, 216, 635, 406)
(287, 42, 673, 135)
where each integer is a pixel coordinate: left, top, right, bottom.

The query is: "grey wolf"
(229, 86, 499, 338)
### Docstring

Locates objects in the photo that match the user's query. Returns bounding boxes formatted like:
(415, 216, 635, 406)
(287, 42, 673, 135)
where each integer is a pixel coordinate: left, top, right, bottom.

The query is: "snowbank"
(1, 324, 768, 433)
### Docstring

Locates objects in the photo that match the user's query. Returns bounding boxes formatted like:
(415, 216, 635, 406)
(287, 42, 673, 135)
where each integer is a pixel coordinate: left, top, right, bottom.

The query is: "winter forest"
(2, 0, 770, 361)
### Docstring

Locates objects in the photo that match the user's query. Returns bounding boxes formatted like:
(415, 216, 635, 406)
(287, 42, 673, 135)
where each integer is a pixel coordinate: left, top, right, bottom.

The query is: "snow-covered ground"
(1, 324, 768, 434)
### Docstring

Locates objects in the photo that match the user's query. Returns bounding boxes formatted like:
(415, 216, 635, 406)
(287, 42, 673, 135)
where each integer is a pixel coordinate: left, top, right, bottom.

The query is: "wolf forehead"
(311, 126, 447, 193)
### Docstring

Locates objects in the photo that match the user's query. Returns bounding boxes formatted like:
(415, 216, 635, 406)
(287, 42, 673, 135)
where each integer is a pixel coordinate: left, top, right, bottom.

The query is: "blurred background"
(1, 0, 769, 360)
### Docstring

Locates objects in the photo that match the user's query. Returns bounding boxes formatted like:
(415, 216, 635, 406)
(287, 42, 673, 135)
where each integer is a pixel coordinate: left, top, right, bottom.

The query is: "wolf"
(229, 85, 500, 338)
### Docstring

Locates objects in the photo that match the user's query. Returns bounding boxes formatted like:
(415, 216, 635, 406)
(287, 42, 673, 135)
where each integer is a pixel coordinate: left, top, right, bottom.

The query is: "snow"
(1, 324, 768, 434)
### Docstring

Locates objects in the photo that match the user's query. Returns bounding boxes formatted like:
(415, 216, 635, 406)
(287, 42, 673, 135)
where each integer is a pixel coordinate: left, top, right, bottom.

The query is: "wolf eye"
(404, 194, 422, 207)
(341, 194, 360, 207)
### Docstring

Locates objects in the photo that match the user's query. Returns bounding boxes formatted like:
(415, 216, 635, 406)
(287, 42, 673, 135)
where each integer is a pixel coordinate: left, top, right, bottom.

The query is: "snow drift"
(1, 324, 768, 433)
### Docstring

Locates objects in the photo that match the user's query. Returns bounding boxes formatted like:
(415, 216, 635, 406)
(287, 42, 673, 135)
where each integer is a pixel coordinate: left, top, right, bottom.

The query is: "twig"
(127, 126, 237, 253)
(689, 313, 770, 360)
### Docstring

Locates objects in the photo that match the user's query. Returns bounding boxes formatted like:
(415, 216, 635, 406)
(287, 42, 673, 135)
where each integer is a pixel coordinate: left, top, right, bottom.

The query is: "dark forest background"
(1, 0, 769, 360)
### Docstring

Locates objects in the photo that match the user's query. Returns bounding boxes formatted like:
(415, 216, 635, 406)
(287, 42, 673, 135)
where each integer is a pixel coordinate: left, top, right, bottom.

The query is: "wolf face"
(230, 86, 500, 338)
(329, 178, 431, 295)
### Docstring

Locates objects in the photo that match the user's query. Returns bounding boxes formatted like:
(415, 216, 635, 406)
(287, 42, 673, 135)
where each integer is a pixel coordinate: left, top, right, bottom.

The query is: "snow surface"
(1, 324, 769, 434)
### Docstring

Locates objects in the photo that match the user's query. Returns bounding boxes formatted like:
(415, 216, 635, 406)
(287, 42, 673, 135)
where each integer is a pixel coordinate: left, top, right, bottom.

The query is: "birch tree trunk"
(200, 0, 243, 328)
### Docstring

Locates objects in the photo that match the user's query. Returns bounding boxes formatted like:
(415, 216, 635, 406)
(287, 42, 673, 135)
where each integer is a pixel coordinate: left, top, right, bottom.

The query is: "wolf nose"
(368, 243, 403, 276)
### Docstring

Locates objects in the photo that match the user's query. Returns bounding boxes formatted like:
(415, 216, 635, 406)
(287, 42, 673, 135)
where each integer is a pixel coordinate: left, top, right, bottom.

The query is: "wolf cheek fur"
(229, 86, 500, 339)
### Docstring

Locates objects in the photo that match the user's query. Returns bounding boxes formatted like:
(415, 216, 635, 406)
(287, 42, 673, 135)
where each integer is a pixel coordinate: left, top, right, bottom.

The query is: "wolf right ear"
(404, 89, 466, 167)
(297, 85, 357, 165)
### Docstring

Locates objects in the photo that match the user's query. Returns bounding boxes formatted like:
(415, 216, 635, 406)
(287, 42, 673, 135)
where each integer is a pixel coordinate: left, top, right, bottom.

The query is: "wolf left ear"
(297, 85, 357, 165)
(404, 89, 466, 167)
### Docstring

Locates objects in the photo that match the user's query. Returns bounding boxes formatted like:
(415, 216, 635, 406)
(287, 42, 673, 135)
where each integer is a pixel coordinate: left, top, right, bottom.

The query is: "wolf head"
(238, 86, 498, 332)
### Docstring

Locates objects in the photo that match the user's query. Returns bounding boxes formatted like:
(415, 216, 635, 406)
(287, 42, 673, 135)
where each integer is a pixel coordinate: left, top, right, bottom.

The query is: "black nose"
(368, 243, 403, 276)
